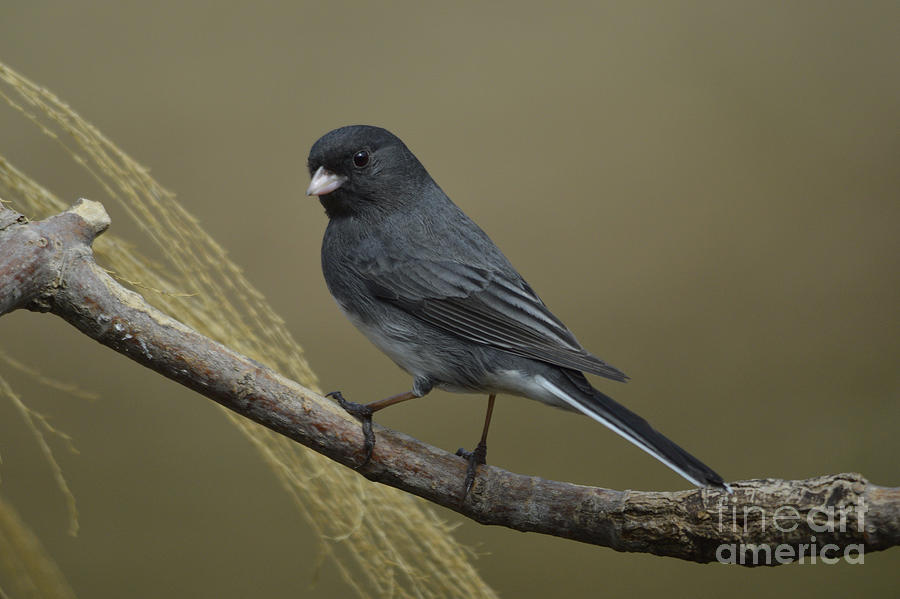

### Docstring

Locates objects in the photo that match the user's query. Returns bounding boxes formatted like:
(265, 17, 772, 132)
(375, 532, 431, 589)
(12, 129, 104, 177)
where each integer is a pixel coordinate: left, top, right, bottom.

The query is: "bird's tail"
(538, 370, 729, 491)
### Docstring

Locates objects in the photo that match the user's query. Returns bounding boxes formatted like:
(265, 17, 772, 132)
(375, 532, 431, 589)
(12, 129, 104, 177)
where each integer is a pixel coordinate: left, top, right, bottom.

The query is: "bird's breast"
(335, 299, 453, 380)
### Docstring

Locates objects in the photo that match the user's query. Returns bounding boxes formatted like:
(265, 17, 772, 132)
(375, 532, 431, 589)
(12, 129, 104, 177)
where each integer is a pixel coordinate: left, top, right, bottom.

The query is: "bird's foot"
(326, 391, 375, 468)
(455, 441, 488, 503)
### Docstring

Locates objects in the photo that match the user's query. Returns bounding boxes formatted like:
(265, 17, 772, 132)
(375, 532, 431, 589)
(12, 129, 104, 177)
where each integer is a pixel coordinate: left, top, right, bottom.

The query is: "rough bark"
(1, 199, 896, 565)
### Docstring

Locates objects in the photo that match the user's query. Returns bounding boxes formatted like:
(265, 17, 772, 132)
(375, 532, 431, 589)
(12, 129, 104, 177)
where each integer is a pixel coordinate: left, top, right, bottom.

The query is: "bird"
(306, 124, 728, 499)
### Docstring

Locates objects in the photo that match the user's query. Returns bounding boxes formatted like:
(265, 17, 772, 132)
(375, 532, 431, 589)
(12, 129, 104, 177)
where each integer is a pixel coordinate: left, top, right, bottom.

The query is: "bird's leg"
(456, 394, 496, 503)
(326, 390, 420, 468)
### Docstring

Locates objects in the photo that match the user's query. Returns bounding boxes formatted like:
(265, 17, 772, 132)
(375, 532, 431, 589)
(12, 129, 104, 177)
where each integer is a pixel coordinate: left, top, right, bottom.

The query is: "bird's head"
(306, 125, 429, 219)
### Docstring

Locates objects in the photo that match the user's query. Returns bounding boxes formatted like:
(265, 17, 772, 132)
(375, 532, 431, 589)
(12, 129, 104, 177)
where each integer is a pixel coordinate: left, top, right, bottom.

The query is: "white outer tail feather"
(535, 375, 730, 491)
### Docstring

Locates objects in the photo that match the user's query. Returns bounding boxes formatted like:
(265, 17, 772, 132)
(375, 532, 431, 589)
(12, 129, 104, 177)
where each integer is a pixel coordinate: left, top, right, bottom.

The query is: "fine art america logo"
(714, 497, 867, 565)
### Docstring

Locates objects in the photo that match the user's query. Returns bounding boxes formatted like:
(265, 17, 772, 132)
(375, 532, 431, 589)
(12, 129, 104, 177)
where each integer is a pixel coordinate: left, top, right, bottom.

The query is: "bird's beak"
(306, 166, 347, 196)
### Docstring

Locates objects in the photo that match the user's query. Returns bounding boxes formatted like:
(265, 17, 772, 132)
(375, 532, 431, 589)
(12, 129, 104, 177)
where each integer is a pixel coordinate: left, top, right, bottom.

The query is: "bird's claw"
(455, 441, 488, 503)
(327, 391, 375, 468)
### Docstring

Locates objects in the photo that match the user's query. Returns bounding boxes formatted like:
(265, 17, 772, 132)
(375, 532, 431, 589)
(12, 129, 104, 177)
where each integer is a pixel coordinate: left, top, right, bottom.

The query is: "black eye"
(353, 150, 370, 168)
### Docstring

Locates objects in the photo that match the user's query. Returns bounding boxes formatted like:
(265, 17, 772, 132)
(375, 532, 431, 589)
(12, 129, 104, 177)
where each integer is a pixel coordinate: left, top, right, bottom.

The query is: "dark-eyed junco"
(307, 125, 728, 497)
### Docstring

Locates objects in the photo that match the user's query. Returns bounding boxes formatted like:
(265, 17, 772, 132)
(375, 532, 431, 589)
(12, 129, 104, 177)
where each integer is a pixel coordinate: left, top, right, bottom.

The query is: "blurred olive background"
(1, 1, 897, 597)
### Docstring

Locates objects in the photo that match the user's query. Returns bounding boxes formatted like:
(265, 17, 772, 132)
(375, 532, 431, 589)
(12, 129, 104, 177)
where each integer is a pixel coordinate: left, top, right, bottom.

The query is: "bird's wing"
(361, 259, 628, 381)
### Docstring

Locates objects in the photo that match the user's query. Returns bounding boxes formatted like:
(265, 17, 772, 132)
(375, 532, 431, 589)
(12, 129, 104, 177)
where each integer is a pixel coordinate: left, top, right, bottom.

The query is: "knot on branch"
(0, 199, 110, 314)
(70, 198, 110, 238)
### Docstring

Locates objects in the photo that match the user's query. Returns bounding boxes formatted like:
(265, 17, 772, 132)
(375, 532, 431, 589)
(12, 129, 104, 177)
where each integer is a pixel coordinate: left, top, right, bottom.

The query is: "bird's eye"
(353, 150, 370, 168)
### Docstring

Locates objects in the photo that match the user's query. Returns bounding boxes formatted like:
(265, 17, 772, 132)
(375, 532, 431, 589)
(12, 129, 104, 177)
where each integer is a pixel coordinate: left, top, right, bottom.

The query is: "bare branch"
(1, 200, 897, 566)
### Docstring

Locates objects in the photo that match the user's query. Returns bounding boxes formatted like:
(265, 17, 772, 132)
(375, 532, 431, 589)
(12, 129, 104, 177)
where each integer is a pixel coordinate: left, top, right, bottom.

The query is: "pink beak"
(306, 166, 347, 196)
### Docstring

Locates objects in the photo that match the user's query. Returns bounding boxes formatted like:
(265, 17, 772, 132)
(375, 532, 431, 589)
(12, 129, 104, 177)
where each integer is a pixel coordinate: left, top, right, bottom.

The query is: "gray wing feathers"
(363, 260, 628, 382)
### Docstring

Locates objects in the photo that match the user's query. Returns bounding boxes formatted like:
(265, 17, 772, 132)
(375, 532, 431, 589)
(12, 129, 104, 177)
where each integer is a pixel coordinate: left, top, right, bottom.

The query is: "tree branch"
(1, 199, 897, 566)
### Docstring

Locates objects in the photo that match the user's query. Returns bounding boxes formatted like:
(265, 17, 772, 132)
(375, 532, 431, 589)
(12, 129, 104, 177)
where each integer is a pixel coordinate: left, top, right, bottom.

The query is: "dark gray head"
(307, 125, 431, 219)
